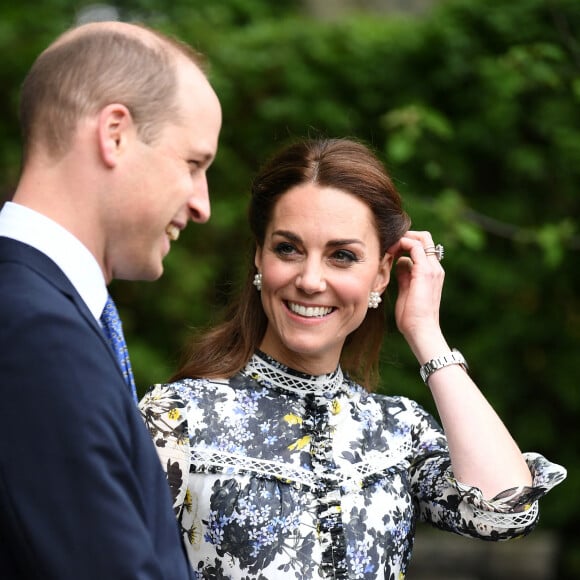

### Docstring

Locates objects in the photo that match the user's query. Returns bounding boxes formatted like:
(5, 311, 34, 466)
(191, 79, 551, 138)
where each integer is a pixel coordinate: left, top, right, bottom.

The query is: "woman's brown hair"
(172, 137, 410, 389)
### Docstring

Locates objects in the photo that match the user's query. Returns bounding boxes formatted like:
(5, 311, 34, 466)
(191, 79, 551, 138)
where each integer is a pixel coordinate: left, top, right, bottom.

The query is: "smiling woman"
(255, 183, 391, 375)
(139, 137, 566, 580)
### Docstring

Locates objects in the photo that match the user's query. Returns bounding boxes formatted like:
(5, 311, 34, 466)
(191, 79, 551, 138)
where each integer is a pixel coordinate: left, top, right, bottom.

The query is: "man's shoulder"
(0, 237, 80, 314)
(0, 234, 63, 267)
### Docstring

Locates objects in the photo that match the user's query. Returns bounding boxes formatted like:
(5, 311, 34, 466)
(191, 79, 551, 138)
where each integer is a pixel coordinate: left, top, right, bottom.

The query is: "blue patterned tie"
(100, 294, 138, 404)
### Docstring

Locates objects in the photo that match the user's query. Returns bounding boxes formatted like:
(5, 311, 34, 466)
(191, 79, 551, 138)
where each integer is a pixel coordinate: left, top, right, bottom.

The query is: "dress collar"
(243, 350, 345, 395)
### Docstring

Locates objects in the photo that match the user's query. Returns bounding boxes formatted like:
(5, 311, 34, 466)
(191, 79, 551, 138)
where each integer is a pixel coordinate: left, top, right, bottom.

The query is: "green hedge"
(1, 0, 578, 575)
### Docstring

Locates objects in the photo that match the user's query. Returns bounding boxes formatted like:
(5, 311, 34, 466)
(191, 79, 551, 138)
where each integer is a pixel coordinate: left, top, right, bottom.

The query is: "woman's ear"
(254, 246, 263, 271)
(97, 104, 133, 168)
(373, 252, 394, 295)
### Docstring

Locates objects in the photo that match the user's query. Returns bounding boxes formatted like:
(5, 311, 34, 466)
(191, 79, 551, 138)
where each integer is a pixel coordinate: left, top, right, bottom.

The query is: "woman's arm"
(140, 383, 192, 513)
(388, 231, 531, 499)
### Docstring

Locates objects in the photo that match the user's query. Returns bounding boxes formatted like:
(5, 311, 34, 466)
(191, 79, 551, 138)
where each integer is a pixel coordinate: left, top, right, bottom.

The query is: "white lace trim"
(471, 502, 539, 528)
(244, 354, 344, 395)
(190, 441, 412, 492)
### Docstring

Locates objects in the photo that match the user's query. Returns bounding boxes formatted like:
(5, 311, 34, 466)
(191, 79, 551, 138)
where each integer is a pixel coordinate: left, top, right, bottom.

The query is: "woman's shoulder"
(360, 389, 437, 423)
(356, 386, 421, 410)
(140, 376, 232, 408)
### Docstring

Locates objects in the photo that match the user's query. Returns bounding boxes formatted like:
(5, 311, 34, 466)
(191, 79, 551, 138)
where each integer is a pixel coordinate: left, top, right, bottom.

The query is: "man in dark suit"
(0, 20, 221, 579)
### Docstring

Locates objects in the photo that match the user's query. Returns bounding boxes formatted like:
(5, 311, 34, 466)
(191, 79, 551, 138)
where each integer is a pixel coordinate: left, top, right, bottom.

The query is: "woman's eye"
(333, 249, 358, 264)
(274, 242, 297, 256)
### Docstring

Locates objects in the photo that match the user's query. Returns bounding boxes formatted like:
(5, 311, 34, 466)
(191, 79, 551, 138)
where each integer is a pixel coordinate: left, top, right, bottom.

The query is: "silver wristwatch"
(419, 349, 468, 385)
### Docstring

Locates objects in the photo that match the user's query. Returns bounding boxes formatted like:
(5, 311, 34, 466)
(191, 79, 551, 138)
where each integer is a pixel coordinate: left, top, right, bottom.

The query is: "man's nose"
(188, 175, 211, 223)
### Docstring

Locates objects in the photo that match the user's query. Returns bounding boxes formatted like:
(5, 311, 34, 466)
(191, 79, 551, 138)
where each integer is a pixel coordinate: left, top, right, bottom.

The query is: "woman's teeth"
(166, 224, 180, 241)
(288, 302, 332, 318)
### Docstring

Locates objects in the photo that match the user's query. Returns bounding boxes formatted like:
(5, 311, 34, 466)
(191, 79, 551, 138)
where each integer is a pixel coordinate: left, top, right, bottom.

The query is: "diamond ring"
(424, 244, 444, 261)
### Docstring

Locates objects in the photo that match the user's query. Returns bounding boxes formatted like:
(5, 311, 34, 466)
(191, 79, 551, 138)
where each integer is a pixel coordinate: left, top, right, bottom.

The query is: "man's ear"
(373, 252, 394, 295)
(97, 104, 133, 168)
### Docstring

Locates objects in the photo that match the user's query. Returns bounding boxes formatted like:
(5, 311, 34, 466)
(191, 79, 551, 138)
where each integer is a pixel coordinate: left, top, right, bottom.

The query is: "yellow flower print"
(187, 524, 201, 546)
(167, 408, 181, 421)
(184, 488, 192, 513)
(183, 491, 201, 547)
(331, 399, 341, 415)
(288, 435, 310, 451)
(284, 413, 303, 425)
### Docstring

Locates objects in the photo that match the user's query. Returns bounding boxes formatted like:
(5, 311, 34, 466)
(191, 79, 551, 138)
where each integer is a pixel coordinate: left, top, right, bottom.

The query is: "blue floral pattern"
(140, 351, 566, 579)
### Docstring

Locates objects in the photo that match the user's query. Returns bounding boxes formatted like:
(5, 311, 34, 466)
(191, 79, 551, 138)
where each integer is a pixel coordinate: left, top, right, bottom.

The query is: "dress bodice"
(140, 351, 566, 579)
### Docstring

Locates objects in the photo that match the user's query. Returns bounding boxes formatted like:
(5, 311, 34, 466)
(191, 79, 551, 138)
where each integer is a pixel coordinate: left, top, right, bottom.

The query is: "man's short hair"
(19, 23, 206, 161)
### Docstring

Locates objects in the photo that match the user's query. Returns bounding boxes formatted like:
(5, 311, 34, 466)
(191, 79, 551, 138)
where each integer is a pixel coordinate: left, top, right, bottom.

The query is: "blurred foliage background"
(1, 0, 578, 576)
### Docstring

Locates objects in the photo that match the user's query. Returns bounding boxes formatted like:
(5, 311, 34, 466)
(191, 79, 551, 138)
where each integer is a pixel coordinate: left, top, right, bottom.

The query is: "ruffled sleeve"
(406, 398, 567, 540)
(448, 452, 567, 536)
(139, 383, 192, 515)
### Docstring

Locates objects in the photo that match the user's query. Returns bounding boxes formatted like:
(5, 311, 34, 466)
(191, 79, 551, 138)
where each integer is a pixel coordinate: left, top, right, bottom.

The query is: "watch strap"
(419, 349, 468, 385)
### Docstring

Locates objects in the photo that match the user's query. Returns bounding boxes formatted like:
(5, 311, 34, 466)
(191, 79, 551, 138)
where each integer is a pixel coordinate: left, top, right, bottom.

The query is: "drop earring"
(368, 291, 382, 309)
(253, 272, 263, 291)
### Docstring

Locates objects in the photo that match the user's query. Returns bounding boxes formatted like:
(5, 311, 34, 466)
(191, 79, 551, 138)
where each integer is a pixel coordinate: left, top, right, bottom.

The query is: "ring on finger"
(424, 243, 444, 262)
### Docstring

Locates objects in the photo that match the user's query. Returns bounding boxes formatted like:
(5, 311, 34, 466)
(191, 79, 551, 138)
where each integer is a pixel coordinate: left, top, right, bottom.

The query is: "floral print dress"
(139, 351, 566, 580)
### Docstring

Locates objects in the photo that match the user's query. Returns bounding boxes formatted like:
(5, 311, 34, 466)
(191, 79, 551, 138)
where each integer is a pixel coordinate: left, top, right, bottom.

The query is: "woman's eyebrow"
(272, 230, 365, 247)
(271, 230, 301, 243)
(327, 238, 364, 248)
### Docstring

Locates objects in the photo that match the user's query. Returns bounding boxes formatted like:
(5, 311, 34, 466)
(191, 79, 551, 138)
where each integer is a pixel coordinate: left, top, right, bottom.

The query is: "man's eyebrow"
(189, 152, 214, 165)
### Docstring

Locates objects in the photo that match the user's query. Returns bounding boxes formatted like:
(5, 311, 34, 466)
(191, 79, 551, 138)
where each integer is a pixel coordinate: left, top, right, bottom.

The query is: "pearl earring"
(368, 291, 382, 309)
(253, 272, 263, 291)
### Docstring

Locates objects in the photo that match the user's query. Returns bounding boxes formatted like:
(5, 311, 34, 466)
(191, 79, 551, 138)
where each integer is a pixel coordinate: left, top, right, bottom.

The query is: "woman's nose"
(295, 260, 326, 294)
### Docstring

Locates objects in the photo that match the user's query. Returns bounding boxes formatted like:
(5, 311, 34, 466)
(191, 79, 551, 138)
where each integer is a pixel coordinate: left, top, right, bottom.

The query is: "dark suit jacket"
(0, 238, 193, 579)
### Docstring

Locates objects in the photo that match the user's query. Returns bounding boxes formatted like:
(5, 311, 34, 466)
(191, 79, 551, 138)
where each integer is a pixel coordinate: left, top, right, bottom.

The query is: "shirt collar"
(0, 201, 108, 320)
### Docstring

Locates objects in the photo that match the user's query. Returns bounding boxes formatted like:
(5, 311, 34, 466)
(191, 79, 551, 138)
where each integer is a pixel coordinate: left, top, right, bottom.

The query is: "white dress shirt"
(0, 201, 107, 321)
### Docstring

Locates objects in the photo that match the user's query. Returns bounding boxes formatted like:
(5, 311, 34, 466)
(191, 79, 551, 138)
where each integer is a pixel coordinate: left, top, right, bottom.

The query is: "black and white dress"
(140, 350, 566, 579)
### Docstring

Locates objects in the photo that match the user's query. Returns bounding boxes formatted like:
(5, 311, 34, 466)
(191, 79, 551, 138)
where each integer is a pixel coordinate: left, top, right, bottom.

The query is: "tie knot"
(101, 294, 120, 326)
(101, 294, 123, 330)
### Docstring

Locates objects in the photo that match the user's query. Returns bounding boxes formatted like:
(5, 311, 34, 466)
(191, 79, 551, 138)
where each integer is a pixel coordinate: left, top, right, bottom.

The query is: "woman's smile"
(255, 182, 390, 373)
(286, 301, 334, 318)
